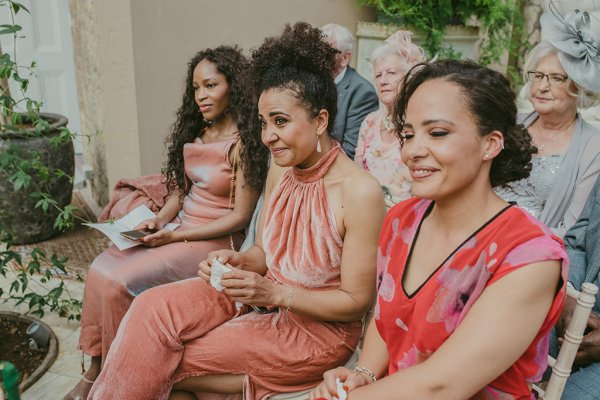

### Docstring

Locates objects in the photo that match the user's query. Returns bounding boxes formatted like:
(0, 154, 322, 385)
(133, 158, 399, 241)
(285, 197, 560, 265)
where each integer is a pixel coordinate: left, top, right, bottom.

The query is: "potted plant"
(0, 0, 81, 323)
(0, 0, 75, 244)
(357, 0, 518, 64)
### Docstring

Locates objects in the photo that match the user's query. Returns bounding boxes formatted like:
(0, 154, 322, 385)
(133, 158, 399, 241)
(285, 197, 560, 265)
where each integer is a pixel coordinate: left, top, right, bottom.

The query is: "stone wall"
(69, 0, 142, 206)
(68, 0, 373, 206)
(69, 0, 109, 205)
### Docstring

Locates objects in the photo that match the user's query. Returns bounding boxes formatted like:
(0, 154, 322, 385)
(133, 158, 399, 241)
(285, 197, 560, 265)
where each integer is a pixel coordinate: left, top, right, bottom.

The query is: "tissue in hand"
(210, 258, 231, 291)
(334, 377, 347, 400)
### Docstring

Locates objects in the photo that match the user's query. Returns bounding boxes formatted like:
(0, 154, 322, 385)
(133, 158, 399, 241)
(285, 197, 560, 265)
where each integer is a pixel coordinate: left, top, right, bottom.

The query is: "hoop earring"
(316, 135, 322, 153)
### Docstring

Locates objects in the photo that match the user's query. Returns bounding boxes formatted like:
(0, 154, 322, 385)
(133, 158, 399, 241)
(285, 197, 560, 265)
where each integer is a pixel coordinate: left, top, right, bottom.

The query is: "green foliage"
(358, 0, 521, 66)
(505, 0, 531, 92)
(0, 224, 82, 320)
(0, 0, 84, 319)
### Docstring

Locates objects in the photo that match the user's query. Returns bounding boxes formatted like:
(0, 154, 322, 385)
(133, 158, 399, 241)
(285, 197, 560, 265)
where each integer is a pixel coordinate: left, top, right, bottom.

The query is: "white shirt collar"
(334, 67, 347, 85)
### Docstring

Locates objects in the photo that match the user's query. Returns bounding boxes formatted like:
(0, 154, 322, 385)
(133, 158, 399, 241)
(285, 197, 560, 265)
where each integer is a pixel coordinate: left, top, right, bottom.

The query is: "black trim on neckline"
(401, 202, 514, 299)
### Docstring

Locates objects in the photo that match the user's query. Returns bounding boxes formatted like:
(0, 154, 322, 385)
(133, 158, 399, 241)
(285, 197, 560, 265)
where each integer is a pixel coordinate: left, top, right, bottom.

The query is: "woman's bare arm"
(145, 144, 260, 246)
(348, 260, 561, 400)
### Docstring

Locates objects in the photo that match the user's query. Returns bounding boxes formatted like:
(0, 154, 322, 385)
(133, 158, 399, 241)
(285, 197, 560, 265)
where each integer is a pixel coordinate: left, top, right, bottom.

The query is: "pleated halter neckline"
(292, 142, 341, 183)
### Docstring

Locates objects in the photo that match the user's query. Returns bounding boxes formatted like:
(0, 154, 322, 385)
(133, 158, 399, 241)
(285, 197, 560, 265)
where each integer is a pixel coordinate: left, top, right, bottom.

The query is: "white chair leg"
(542, 282, 598, 400)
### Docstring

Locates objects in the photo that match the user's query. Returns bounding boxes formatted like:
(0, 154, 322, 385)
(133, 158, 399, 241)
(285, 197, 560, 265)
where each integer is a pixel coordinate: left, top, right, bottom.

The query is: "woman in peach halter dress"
(88, 23, 386, 400)
(65, 46, 268, 400)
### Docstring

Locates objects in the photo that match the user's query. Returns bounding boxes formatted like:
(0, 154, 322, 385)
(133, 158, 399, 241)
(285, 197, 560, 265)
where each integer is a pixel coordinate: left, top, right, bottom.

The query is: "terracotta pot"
(0, 113, 74, 244)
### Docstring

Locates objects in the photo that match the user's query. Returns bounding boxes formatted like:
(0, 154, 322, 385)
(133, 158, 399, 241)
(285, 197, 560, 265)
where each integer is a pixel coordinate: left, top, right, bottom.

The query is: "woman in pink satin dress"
(88, 23, 386, 400)
(64, 46, 269, 400)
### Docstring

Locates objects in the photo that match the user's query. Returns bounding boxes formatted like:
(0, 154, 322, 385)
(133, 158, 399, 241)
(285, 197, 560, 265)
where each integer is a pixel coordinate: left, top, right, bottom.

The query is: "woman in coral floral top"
(355, 30, 425, 207)
(312, 60, 568, 400)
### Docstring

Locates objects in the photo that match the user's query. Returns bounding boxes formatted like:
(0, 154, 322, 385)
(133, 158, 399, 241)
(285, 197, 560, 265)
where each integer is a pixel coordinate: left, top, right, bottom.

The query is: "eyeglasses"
(527, 71, 569, 87)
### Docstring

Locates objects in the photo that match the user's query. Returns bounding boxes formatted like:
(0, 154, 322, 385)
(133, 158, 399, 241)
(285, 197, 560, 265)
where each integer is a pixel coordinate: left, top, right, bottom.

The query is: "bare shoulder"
(337, 156, 385, 213)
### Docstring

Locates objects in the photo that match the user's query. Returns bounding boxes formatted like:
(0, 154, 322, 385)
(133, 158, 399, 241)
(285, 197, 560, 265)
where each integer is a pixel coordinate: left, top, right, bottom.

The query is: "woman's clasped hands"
(310, 367, 373, 400)
(198, 250, 285, 308)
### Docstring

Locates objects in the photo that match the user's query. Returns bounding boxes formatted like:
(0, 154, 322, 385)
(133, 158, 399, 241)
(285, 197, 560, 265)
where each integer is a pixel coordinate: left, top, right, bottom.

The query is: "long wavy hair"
(163, 46, 268, 197)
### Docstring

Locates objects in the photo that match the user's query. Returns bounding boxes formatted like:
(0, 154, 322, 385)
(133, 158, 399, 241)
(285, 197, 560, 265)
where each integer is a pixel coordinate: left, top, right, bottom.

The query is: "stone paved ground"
(1, 260, 90, 400)
(0, 188, 100, 398)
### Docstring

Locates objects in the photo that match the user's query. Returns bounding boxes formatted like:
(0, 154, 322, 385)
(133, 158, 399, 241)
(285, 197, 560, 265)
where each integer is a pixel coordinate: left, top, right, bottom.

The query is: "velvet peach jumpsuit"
(79, 136, 243, 361)
(88, 143, 362, 400)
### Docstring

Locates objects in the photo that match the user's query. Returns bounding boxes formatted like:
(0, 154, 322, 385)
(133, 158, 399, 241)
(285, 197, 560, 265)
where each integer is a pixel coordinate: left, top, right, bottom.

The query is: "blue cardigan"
(564, 174, 600, 313)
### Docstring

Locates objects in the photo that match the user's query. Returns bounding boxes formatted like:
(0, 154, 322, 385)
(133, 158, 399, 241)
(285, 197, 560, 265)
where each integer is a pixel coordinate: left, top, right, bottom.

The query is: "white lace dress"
(495, 154, 565, 219)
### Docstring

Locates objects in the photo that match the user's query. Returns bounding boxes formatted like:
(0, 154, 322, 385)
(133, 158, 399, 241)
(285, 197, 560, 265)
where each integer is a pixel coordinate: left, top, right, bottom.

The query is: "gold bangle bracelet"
(354, 366, 376, 382)
(285, 286, 293, 312)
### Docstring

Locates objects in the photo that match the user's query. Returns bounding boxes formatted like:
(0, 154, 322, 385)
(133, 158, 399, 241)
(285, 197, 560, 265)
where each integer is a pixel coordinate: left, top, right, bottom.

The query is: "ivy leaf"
(10, 170, 32, 190)
(27, 260, 40, 274)
(19, 270, 28, 291)
(0, 24, 22, 35)
(30, 247, 46, 259)
(11, 2, 30, 15)
(48, 285, 63, 298)
(10, 279, 19, 293)
(33, 195, 56, 214)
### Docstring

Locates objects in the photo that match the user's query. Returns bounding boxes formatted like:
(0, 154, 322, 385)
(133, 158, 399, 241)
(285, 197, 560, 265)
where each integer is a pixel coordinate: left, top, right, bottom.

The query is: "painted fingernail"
(343, 386, 349, 391)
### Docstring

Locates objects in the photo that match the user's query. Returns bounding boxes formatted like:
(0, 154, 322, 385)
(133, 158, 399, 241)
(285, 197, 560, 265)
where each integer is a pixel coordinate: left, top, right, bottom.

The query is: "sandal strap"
(81, 376, 96, 384)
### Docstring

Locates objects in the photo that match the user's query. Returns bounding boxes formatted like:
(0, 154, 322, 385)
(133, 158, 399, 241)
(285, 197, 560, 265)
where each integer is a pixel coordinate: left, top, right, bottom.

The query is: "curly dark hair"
(163, 46, 268, 196)
(394, 59, 536, 187)
(249, 22, 339, 133)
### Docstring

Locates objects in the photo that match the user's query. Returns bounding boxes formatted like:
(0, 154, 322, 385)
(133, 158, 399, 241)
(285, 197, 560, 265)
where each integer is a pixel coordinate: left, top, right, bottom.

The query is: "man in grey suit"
(322, 24, 379, 160)
(554, 175, 600, 399)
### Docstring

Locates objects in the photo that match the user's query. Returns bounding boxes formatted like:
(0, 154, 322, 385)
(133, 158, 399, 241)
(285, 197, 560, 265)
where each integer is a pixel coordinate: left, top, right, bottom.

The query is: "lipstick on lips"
(270, 147, 286, 156)
(410, 166, 437, 180)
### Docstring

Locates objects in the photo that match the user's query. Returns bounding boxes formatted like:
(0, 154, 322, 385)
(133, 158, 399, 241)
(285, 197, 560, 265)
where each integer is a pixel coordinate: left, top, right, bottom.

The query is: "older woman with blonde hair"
(496, 5, 600, 236)
(354, 31, 426, 207)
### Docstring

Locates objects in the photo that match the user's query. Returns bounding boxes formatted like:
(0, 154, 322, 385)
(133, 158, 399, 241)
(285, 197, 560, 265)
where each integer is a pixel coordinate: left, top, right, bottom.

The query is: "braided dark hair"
(249, 22, 339, 133)
(394, 59, 536, 187)
(163, 46, 268, 196)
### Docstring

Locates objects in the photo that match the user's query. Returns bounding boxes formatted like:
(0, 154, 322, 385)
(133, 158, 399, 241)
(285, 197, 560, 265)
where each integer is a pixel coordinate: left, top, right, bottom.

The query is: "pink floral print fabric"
(355, 109, 412, 205)
(375, 198, 568, 399)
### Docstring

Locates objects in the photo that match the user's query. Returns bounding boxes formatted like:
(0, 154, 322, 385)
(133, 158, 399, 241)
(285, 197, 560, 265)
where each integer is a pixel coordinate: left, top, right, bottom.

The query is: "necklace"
(532, 120, 575, 154)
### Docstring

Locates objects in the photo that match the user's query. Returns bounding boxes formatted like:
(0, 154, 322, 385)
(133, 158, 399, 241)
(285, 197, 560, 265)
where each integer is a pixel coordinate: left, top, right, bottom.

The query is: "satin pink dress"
(88, 143, 362, 400)
(79, 136, 243, 361)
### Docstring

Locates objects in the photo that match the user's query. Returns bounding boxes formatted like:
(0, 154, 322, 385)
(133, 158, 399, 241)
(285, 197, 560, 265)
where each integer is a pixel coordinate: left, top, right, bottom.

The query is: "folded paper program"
(83, 205, 180, 251)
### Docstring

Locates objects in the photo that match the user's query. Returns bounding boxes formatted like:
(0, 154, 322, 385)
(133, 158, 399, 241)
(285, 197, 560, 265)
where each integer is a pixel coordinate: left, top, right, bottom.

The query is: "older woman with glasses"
(354, 31, 426, 207)
(496, 6, 600, 236)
